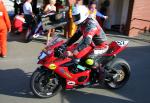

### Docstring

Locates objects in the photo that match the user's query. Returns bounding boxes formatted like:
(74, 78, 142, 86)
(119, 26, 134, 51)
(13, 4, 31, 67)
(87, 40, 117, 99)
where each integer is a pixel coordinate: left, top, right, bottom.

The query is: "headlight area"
(38, 50, 52, 60)
(38, 51, 47, 60)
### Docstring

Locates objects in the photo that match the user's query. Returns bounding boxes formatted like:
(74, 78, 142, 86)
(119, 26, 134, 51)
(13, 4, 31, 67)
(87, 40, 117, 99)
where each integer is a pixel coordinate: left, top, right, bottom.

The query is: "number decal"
(115, 40, 129, 47)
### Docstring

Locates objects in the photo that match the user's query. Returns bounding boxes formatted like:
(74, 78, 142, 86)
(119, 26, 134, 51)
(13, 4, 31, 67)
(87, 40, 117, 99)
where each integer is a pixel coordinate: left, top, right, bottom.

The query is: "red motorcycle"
(30, 35, 131, 98)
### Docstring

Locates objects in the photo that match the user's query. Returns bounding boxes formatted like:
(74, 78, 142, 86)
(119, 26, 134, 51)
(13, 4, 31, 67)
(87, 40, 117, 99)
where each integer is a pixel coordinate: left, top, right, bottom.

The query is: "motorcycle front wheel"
(104, 58, 131, 89)
(30, 67, 62, 98)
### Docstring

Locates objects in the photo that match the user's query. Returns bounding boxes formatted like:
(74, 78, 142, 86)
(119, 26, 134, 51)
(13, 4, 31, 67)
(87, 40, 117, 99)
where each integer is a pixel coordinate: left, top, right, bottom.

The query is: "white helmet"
(72, 5, 89, 25)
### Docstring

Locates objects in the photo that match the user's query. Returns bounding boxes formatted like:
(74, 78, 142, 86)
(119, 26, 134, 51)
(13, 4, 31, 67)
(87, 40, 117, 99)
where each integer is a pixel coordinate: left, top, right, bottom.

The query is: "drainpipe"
(124, 0, 134, 36)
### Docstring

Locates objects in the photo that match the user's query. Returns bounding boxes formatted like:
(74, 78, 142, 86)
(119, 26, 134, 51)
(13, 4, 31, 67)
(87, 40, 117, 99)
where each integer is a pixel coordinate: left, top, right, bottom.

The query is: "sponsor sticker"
(67, 81, 76, 86)
(60, 68, 72, 78)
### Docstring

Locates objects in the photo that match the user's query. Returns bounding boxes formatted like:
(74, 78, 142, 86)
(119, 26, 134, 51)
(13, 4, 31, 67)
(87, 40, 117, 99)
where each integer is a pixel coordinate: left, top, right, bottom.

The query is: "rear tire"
(104, 58, 130, 89)
(30, 67, 62, 98)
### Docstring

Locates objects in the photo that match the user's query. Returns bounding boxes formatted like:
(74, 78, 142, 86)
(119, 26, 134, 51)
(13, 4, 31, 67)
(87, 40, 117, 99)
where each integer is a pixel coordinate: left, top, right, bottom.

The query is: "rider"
(55, 5, 108, 66)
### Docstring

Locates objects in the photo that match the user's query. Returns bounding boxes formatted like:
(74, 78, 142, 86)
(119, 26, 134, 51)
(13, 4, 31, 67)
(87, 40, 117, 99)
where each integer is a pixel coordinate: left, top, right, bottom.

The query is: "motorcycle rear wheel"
(104, 58, 130, 89)
(30, 67, 62, 98)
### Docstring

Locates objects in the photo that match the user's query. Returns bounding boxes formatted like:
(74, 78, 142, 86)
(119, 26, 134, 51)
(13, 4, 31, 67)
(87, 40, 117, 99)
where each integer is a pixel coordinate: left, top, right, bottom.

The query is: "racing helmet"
(72, 5, 89, 25)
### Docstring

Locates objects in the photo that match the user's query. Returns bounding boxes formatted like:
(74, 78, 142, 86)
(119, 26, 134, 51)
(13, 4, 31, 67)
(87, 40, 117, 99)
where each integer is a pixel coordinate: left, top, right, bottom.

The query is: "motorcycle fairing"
(104, 40, 129, 56)
(55, 66, 91, 89)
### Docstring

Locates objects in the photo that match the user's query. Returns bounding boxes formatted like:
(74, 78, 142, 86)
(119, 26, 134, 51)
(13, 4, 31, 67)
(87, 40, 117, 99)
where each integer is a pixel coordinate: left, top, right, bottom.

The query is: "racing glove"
(54, 43, 67, 58)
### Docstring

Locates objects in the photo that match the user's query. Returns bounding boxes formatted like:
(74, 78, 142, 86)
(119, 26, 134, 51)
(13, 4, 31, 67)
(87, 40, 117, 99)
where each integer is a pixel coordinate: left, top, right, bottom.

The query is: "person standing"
(43, 0, 56, 45)
(65, 0, 83, 38)
(88, 0, 108, 27)
(23, 0, 34, 29)
(89, 0, 108, 19)
(66, 0, 76, 38)
(23, 0, 36, 41)
(0, 0, 11, 58)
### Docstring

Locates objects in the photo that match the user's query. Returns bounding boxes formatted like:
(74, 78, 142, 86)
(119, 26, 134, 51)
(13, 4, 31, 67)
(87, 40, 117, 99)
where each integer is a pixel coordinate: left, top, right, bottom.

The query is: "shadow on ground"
(7, 32, 27, 43)
(0, 68, 34, 98)
(60, 89, 133, 103)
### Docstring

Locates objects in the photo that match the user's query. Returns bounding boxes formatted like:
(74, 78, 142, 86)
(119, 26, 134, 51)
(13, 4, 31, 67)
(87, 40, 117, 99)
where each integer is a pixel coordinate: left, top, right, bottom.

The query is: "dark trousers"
(24, 15, 36, 33)
(14, 3, 23, 15)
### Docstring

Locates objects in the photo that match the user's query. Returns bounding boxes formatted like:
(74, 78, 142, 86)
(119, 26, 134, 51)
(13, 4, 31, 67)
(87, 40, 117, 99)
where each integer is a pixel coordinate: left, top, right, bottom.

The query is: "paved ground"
(1, 0, 150, 102)
(107, 31, 150, 43)
(0, 33, 150, 103)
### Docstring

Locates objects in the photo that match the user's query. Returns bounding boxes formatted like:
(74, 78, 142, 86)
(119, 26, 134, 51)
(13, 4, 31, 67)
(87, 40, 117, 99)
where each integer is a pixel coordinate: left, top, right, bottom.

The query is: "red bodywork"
(37, 39, 128, 89)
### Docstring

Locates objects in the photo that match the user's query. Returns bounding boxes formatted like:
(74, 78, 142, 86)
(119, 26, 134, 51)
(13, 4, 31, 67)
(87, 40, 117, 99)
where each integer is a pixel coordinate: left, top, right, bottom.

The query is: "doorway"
(108, 0, 129, 32)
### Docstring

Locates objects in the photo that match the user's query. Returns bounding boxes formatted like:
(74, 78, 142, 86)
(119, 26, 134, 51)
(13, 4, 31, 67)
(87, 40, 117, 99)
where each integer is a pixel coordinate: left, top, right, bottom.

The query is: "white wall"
(109, 0, 124, 25)
(108, 0, 129, 27)
(109, 0, 115, 25)
(121, 0, 129, 25)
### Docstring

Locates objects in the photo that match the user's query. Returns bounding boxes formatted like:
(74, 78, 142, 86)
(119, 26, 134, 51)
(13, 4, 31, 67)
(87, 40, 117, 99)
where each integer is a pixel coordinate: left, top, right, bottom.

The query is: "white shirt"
(15, 15, 25, 23)
(23, 2, 32, 15)
(47, 5, 56, 12)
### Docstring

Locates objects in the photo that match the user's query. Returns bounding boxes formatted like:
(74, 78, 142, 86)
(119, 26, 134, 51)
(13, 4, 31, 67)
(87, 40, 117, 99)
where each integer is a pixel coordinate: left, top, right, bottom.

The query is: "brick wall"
(129, 0, 150, 37)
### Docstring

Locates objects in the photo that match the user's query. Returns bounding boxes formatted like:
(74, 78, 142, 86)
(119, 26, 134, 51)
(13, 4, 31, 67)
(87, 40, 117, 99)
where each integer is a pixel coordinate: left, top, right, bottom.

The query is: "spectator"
(0, 0, 11, 58)
(23, 0, 34, 29)
(89, 1, 108, 19)
(33, 0, 57, 42)
(23, 0, 36, 41)
(44, 0, 56, 45)
(65, 0, 83, 38)
(13, 13, 25, 34)
(89, 0, 108, 27)
(44, 0, 56, 14)
(76, 0, 83, 5)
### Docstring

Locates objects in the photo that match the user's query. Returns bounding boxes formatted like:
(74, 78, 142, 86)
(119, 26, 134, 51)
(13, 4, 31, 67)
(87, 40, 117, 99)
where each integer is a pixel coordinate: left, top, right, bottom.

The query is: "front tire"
(30, 67, 62, 98)
(104, 58, 131, 89)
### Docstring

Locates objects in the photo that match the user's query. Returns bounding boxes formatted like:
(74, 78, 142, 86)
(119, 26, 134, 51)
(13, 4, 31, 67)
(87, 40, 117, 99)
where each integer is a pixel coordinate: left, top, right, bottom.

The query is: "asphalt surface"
(0, 33, 150, 103)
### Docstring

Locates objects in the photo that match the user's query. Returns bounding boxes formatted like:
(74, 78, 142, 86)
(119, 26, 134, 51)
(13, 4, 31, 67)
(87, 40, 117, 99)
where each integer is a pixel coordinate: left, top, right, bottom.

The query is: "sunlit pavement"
(0, 33, 150, 103)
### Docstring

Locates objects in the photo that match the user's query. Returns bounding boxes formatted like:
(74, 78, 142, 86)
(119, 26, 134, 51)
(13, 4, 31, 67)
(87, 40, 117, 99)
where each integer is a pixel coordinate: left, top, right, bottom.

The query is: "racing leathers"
(66, 17, 108, 59)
